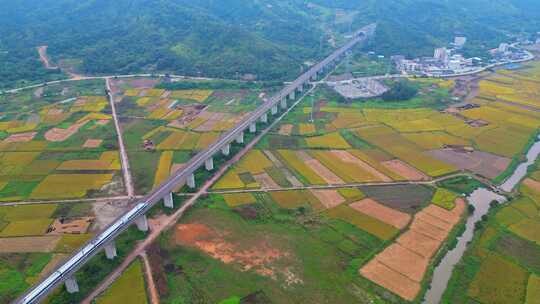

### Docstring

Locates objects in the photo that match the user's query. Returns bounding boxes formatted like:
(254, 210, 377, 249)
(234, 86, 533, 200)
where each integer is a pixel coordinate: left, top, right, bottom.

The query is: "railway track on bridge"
(15, 24, 375, 304)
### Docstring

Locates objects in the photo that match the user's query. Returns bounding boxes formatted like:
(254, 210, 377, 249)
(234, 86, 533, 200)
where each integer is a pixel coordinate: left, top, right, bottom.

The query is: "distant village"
(392, 36, 533, 77)
(328, 35, 535, 99)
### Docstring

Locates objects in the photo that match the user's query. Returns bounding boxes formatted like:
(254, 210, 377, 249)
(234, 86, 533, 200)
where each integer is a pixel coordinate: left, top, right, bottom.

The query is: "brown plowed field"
(396, 230, 440, 259)
(83, 139, 103, 148)
(360, 259, 420, 301)
(4, 132, 37, 143)
(0, 236, 61, 253)
(305, 159, 344, 184)
(310, 189, 345, 209)
(360, 198, 466, 300)
(375, 243, 429, 282)
(381, 159, 430, 181)
(523, 178, 540, 192)
(409, 219, 449, 241)
(349, 198, 411, 229)
(414, 212, 454, 231)
(253, 173, 280, 189)
(45, 121, 87, 142)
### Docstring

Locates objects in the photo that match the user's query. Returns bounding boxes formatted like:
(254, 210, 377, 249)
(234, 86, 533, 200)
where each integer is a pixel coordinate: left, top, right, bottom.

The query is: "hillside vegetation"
(1, 0, 539, 88)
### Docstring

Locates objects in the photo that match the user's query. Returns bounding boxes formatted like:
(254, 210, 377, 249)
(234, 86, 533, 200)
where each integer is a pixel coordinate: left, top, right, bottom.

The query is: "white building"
(434, 47, 449, 63)
(448, 60, 462, 70)
(454, 36, 467, 47)
(498, 43, 509, 53)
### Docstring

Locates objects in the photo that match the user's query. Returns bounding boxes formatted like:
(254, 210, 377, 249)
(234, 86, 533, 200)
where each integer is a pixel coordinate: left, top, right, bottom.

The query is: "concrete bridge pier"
(104, 241, 117, 259)
(221, 144, 230, 156)
(260, 113, 268, 123)
(236, 132, 244, 144)
(249, 122, 256, 133)
(271, 105, 278, 115)
(280, 98, 287, 109)
(135, 215, 149, 232)
(187, 173, 196, 189)
(205, 157, 214, 171)
(297, 85, 304, 93)
(288, 91, 295, 100)
(65, 277, 79, 294)
(311, 73, 317, 81)
(164, 192, 174, 208)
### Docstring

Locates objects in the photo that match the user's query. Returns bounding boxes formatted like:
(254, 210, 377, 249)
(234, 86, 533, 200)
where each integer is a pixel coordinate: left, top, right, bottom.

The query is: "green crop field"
(96, 260, 148, 304)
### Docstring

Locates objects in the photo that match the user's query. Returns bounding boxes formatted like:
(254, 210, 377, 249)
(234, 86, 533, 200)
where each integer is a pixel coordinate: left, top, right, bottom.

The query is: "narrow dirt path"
(37, 45, 57, 69)
(140, 252, 160, 304)
(106, 77, 135, 198)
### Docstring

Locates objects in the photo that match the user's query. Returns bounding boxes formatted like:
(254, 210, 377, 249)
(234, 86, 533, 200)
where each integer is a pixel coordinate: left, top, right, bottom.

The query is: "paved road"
(4, 74, 245, 94)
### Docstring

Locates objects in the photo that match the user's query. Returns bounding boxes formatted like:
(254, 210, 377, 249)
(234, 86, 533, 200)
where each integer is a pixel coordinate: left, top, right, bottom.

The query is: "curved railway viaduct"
(15, 24, 376, 304)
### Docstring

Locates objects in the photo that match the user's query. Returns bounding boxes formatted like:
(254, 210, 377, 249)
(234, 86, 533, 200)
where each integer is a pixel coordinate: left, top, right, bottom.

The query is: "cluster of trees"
(381, 80, 418, 101)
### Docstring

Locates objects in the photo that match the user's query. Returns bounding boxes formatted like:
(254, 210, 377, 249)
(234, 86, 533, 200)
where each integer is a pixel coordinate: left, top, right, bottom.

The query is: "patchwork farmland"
(3, 54, 540, 304)
(0, 76, 278, 302)
(112, 78, 272, 194)
(165, 61, 540, 303)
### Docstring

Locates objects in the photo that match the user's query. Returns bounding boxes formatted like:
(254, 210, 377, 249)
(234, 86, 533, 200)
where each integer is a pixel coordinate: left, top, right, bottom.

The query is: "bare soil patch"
(331, 150, 392, 182)
(278, 124, 293, 136)
(48, 217, 93, 234)
(4, 132, 37, 143)
(37, 45, 57, 69)
(381, 160, 430, 181)
(428, 149, 510, 179)
(396, 230, 440, 259)
(0, 236, 61, 253)
(310, 189, 345, 209)
(304, 158, 344, 184)
(92, 200, 130, 231)
(375, 243, 429, 282)
(253, 173, 279, 189)
(174, 223, 213, 244)
(128, 79, 158, 89)
(409, 219, 449, 241)
(173, 223, 296, 281)
(83, 139, 103, 148)
(422, 199, 465, 225)
(45, 121, 87, 142)
(360, 198, 466, 300)
(523, 178, 540, 192)
(349, 198, 411, 229)
(360, 259, 420, 301)
(414, 212, 454, 231)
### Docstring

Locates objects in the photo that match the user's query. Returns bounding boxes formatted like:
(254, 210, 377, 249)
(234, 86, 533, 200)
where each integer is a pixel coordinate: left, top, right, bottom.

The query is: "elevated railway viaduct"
(15, 24, 375, 304)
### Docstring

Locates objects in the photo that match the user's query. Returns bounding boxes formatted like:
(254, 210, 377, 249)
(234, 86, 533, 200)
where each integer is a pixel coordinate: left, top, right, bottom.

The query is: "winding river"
(423, 134, 540, 304)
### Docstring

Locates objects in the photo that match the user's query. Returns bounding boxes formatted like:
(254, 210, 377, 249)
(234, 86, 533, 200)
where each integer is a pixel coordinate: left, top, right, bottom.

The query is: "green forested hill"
(1, 0, 539, 89)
